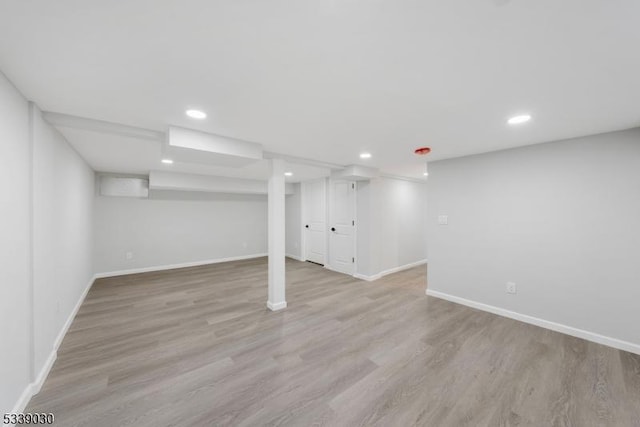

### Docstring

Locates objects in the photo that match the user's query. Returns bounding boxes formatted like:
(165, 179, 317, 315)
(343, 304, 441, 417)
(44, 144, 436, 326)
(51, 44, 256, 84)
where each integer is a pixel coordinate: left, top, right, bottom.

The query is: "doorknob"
(331, 227, 336, 232)
(305, 225, 309, 228)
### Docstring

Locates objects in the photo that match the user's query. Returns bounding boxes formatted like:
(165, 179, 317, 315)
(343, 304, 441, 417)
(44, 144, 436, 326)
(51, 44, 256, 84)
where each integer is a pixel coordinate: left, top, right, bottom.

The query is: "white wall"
(0, 71, 32, 413)
(427, 128, 640, 349)
(285, 183, 302, 259)
(374, 178, 428, 272)
(356, 177, 428, 278)
(94, 190, 268, 274)
(31, 104, 94, 376)
(150, 170, 296, 195)
(356, 180, 374, 276)
(0, 71, 95, 413)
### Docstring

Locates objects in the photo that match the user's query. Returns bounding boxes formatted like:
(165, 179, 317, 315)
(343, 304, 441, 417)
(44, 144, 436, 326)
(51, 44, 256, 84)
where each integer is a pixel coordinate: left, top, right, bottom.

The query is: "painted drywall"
(356, 177, 428, 278)
(285, 183, 302, 259)
(149, 170, 295, 195)
(375, 178, 428, 272)
(356, 180, 375, 277)
(93, 190, 268, 274)
(0, 71, 95, 414)
(31, 104, 94, 376)
(427, 128, 640, 346)
(0, 71, 32, 413)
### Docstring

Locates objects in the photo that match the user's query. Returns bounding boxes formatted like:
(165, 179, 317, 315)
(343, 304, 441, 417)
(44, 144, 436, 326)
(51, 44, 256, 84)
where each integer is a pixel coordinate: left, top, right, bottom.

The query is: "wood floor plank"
(25, 258, 640, 426)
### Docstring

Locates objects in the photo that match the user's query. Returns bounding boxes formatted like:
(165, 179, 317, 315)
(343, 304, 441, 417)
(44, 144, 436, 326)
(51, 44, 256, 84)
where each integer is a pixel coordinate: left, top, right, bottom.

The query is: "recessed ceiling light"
(161, 159, 174, 164)
(360, 153, 372, 159)
(284, 172, 293, 177)
(423, 172, 429, 176)
(507, 114, 531, 125)
(186, 109, 207, 119)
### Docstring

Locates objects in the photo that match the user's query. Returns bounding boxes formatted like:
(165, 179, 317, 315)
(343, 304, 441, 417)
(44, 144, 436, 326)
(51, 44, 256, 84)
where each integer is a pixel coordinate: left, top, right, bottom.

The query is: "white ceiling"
(1, 0, 639, 179)
(57, 127, 331, 183)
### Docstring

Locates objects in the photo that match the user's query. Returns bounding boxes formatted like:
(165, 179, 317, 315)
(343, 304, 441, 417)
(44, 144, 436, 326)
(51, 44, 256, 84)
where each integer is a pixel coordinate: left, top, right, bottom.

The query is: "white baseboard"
(353, 273, 381, 281)
(94, 253, 268, 279)
(426, 289, 640, 356)
(12, 273, 96, 414)
(355, 259, 428, 282)
(10, 383, 34, 416)
(12, 253, 277, 414)
(30, 350, 56, 397)
(324, 264, 360, 276)
(54, 274, 93, 351)
(267, 301, 287, 311)
(285, 254, 304, 262)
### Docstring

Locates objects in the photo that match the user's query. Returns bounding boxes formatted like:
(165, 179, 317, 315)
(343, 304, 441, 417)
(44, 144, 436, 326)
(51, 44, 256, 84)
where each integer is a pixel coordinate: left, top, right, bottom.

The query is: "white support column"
(267, 158, 287, 311)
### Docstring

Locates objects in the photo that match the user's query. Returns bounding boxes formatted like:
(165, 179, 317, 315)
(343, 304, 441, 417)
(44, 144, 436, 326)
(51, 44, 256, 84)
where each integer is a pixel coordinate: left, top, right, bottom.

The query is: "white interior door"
(329, 180, 355, 275)
(303, 179, 326, 265)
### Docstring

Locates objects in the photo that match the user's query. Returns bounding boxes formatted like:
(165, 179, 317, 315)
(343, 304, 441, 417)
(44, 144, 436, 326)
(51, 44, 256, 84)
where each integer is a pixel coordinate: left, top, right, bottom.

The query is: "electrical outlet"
(438, 215, 448, 225)
(506, 282, 517, 294)
(126, 251, 133, 260)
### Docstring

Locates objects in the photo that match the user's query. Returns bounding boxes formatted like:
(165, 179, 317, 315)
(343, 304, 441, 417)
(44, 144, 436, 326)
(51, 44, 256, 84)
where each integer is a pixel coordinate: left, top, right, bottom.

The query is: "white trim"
(354, 259, 428, 282)
(94, 253, 267, 279)
(286, 254, 304, 262)
(11, 253, 272, 413)
(11, 383, 34, 416)
(426, 289, 640, 356)
(352, 181, 358, 278)
(54, 275, 93, 351)
(12, 273, 96, 414)
(353, 273, 381, 282)
(300, 181, 307, 263)
(267, 301, 287, 311)
(30, 351, 56, 397)
(12, 253, 270, 412)
(378, 259, 427, 278)
(324, 177, 329, 267)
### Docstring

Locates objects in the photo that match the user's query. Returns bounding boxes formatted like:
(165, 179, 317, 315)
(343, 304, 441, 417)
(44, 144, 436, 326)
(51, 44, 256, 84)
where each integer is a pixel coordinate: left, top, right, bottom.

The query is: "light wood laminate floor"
(27, 258, 640, 426)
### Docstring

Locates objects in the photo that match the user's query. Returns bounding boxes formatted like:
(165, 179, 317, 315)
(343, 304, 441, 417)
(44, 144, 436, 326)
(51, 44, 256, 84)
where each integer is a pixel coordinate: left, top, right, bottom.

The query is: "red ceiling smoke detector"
(414, 147, 431, 156)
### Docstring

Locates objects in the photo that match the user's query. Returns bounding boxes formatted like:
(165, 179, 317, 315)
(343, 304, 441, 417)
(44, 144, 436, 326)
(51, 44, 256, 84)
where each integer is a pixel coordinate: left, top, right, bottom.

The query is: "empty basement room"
(1, 2, 640, 427)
